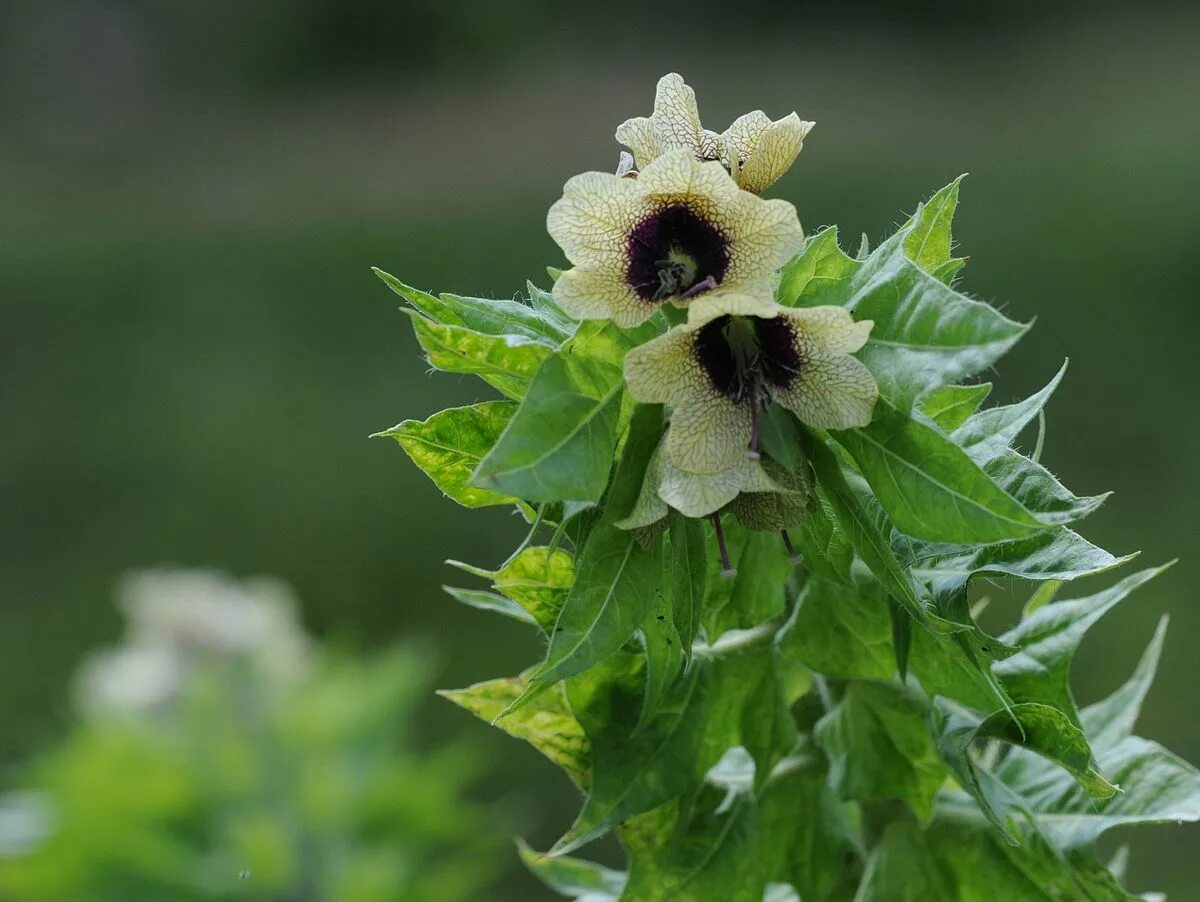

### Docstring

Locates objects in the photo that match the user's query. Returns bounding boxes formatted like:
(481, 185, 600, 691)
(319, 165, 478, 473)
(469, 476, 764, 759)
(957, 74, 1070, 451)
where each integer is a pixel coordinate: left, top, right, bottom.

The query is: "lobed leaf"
(836, 406, 1051, 544)
(402, 308, 551, 399)
(375, 400, 519, 508)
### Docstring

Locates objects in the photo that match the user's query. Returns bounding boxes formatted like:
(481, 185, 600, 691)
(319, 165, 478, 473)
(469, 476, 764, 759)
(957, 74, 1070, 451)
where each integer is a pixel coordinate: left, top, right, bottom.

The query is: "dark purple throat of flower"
(626, 203, 730, 302)
(694, 314, 804, 459)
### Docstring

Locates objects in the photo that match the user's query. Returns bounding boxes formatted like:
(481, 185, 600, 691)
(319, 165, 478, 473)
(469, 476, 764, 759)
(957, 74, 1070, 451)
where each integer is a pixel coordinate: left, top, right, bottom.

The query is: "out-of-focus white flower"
(74, 644, 182, 715)
(74, 569, 312, 715)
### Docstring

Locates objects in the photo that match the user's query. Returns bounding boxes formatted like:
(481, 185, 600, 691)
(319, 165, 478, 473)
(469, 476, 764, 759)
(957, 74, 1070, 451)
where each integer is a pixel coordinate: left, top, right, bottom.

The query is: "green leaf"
(1081, 616, 1168, 749)
(917, 382, 992, 432)
(995, 565, 1173, 726)
(448, 546, 574, 634)
(402, 308, 551, 399)
(698, 639, 799, 783)
(756, 756, 857, 901)
(816, 680, 948, 820)
(705, 528, 792, 639)
(847, 239, 1028, 409)
(981, 449, 1109, 525)
(637, 601, 683, 731)
(805, 431, 930, 627)
(902, 175, 967, 274)
(952, 362, 1067, 463)
(556, 652, 707, 854)
(525, 280, 576, 331)
(837, 406, 1050, 544)
(375, 268, 570, 344)
(977, 703, 1116, 799)
(777, 576, 895, 680)
(439, 675, 589, 788)
(472, 351, 624, 502)
(441, 585, 536, 626)
(619, 753, 761, 902)
(375, 401, 519, 508)
(667, 514, 707, 659)
(517, 839, 624, 900)
(899, 529, 1133, 604)
(513, 406, 664, 705)
(778, 227, 859, 308)
(855, 820, 1125, 902)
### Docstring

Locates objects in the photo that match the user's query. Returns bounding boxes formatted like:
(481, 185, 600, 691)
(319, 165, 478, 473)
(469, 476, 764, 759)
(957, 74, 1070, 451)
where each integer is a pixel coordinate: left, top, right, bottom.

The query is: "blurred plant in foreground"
(0, 569, 501, 902)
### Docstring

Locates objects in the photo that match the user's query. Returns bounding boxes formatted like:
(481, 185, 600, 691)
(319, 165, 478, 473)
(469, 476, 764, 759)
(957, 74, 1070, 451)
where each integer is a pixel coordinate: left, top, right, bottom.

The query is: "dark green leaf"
(472, 351, 624, 502)
(805, 432, 931, 627)
(777, 576, 895, 680)
(667, 514, 707, 659)
(511, 407, 664, 706)
(556, 653, 706, 854)
(899, 529, 1133, 604)
(816, 680, 947, 820)
(637, 601, 683, 731)
(836, 406, 1050, 544)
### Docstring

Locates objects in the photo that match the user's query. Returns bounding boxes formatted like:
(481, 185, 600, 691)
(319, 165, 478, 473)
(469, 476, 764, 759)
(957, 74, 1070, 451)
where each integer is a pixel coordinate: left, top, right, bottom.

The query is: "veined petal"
(546, 171, 644, 268)
(774, 351, 879, 430)
(553, 265, 650, 327)
(724, 111, 813, 193)
(624, 326, 704, 405)
(698, 129, 725, 162)
(684, 287, 777, 324)
(659, 453, 793, 519)
(779, 305, 873, 354)
(723, 193, 805, 285)
(665, 390, 754, 475)
(636, 149, 742, 209)
(650, 73, 704, 153)
(614, 115, 659, 170)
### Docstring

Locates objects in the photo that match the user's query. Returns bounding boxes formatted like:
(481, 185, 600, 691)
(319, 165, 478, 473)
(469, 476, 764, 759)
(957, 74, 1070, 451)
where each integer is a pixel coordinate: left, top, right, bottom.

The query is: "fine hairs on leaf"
(375, 72, 1199, 901)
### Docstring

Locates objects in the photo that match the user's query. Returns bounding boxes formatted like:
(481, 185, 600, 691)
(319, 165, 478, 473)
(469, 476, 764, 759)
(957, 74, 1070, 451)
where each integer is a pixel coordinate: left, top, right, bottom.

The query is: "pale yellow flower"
(615, 73, 814, 193)
(616, 438, 798, 526)
(624, 299, 878, 475)
(547, 149, 803, 327)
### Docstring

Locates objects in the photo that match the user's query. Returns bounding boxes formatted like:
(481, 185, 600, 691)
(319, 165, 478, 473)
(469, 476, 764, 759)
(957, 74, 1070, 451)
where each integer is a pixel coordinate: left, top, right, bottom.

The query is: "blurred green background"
(2, 0, 1198, 896)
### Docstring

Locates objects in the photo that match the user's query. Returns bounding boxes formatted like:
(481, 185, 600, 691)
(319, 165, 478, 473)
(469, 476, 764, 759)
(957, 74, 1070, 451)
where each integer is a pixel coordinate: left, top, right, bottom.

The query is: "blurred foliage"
(0, 571, 502, 901)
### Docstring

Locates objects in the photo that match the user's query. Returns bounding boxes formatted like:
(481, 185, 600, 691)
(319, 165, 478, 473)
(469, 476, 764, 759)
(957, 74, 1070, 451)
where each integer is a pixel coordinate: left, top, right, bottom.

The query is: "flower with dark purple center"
(624, 297, 878, 475)
(547, 150, 803, 327)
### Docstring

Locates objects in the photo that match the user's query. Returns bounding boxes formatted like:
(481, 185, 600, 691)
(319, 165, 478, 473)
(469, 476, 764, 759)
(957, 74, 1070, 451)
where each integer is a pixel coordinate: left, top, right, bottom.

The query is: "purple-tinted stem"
(711, 513, 735, 577)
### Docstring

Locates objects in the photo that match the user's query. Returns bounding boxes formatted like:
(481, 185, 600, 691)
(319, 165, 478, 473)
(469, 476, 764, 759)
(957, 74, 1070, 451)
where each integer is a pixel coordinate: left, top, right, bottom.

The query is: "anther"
(781, 530, 803, 565)
(678, 274, 717, 300)
(712, 513, 736, 579)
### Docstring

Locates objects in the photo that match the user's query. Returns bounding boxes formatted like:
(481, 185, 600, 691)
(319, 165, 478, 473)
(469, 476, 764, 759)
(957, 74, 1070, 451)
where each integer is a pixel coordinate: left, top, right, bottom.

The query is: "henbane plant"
(375, 73, 1200, 899)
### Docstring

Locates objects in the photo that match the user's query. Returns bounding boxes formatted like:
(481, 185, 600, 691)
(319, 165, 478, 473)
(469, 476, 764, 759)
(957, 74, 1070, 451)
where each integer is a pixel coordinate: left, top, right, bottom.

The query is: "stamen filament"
(678, 274, 717, 300)
(712, 513, 736, 579)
